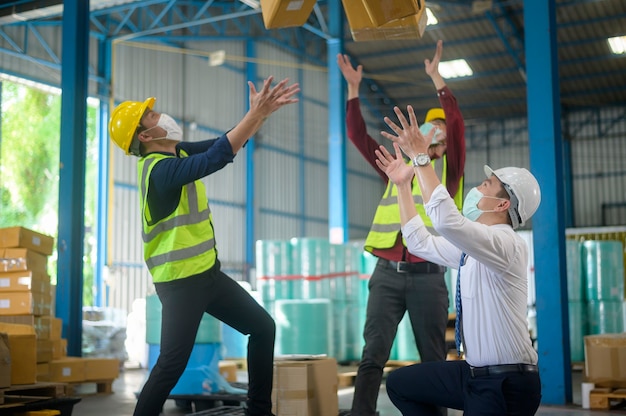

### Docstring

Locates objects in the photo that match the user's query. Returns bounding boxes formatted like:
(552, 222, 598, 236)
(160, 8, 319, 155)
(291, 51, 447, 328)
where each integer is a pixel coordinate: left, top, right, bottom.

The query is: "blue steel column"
(245, 39, 257, 282)
(57, 0, 90, 356)
(524, 0, 571, 404)
(95, 39, 112, 307)
(327, 0, 347, 243)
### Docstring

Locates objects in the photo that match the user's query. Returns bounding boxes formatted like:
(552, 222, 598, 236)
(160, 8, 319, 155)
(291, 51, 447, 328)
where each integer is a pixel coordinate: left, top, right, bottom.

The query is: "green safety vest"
(138, 151, 217, 283)
(364, 155, 464, 252)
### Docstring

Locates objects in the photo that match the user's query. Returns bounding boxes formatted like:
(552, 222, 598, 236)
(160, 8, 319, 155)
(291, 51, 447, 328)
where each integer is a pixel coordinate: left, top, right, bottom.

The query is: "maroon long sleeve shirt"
(346, 86, 466, 263)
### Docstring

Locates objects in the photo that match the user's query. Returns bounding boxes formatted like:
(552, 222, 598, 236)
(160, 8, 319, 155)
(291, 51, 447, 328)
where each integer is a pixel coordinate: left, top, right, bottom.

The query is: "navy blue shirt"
(144, 134, 235, 222)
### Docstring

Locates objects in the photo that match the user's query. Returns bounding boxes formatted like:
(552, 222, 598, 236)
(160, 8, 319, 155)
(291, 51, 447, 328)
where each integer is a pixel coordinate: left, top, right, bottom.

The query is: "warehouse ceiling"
(0, 0, 624, 123)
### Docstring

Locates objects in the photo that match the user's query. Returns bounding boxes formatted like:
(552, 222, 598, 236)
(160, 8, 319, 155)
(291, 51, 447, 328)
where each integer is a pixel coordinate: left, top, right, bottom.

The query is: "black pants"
(386, 360, 542, 415)
(133, 262, 276, 416)
(351, 258, 449, 416)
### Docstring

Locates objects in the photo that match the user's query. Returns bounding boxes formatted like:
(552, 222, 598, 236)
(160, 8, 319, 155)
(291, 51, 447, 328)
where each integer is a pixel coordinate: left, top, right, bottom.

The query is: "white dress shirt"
(402, 184, 538, 367)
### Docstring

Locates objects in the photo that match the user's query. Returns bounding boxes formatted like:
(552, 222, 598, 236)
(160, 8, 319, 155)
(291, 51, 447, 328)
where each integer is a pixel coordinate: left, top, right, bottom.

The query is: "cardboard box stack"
(0, 227, 121, 387)
(584, 333, 626, 386)
(0, 226, 58, 385)
(260, 0, 427, 41)
(272, 357, 338, 416)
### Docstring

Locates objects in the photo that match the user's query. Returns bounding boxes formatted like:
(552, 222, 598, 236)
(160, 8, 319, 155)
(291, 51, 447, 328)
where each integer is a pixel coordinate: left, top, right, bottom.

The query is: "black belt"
(469, 364, 538, 378)
(380, 259, 446, 274)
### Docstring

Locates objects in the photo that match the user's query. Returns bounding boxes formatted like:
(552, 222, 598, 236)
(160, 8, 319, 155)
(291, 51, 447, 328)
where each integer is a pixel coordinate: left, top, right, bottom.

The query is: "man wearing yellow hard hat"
(108, 76, 299, 416)
(337, 39, 465, 416)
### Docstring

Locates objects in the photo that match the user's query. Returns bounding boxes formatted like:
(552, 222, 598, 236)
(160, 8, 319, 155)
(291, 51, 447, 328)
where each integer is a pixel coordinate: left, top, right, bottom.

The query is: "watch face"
(417, 154, 430, 165)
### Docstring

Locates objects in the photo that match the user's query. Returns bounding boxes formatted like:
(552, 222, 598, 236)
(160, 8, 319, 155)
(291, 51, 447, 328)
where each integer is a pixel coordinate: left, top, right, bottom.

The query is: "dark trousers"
(386, 360, 542, 415)
(351, 258, 449, 416)
(133, 262, 276, 416)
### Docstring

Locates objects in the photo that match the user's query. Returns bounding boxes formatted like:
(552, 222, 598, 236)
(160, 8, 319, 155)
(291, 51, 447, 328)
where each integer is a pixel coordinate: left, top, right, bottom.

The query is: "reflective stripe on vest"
(364, 155, 463, 252)
(138, 152, 216, 282)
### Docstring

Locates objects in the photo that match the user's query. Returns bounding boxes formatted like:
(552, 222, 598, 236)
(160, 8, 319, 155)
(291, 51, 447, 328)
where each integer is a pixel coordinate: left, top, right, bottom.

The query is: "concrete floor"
(66, 366, 626, 416)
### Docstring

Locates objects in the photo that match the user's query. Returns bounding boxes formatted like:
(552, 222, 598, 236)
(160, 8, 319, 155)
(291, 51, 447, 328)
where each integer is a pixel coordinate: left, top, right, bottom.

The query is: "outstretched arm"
(227, 76, 300, 154)
(425, 39, 446, 91)
(337, 53, 362, 100)
(381, 105, 441, 204)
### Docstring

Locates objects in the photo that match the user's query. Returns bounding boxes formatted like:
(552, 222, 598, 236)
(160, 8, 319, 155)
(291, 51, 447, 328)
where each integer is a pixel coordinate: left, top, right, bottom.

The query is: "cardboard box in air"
(0, 248, 49, 273)
(585, 333, 626, 386)
(272, 357, 338, 416)
(0, 332, 11, 388)
(342, 0, 427, 41)
(49, 357, 85, 383)
(0, 227, 54, 256)
(260, 0, 317, 29)
(0, 322, 37, 385)
(361, 0, 423, 27)
(84, 357, 120, 381)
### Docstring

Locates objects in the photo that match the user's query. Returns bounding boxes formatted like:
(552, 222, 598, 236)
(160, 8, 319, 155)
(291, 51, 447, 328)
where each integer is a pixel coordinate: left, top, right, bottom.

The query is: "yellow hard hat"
(425, 108, 445, 123)
(109, 97, 155, 155)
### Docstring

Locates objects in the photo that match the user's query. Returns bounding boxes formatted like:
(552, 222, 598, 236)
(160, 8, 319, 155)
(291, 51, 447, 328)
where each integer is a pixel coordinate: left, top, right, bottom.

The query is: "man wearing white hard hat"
(376, 105, 542, 415)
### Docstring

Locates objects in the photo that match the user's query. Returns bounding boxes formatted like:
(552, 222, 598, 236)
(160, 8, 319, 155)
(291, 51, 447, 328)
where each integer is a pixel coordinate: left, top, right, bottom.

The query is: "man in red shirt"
(337, 40, 465, 416)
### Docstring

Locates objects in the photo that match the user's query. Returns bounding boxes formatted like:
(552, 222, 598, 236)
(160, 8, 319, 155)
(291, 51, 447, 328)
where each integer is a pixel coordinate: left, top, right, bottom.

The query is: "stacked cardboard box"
(272, 357, 338, 416)
(0, 227, 54, 317)
(0, 226, 64, 384)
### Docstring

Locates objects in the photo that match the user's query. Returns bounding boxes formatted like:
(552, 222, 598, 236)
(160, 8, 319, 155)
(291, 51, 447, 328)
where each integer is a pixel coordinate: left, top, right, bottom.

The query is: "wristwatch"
(412, 153, 431, 167)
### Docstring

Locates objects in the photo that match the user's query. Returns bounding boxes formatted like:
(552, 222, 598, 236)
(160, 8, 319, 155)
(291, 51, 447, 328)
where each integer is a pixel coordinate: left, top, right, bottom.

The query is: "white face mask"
(144, 113, 183, 141)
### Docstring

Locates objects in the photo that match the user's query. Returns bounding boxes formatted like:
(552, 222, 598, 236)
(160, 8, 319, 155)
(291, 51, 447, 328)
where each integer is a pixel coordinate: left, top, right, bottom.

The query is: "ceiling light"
(426, 8, 438, 26)
(608, 36, 626, 54)
(208, 50, 226, 67)
(438, 59, 473, 79)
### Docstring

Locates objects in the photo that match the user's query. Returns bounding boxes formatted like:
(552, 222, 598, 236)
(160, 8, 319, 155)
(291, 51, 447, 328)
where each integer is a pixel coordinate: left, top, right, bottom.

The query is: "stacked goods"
(0, 227, 57, 384)
(0, 226, 120, 386)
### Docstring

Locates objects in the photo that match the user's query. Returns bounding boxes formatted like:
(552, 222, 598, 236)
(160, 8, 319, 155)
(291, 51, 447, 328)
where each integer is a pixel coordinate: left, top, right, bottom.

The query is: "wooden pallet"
(337, 361, 418, 388)
(0, 382, 69, 411)
(589, 387, 626, 410)
(65, 379, 114, 396)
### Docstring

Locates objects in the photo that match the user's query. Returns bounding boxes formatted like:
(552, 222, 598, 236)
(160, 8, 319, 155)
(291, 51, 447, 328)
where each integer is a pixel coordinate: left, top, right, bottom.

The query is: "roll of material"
(566, 240, 584, 301)
(583, 240, 625, 301)
(275, 298, 332, 356)
(568, 300, 586, 362)
(587, 300, 624, 334)
(256, 239, 293, 278)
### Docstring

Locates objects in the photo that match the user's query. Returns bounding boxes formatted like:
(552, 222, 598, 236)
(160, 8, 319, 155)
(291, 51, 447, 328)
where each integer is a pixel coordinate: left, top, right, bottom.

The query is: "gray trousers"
(351, 258, 449, 416)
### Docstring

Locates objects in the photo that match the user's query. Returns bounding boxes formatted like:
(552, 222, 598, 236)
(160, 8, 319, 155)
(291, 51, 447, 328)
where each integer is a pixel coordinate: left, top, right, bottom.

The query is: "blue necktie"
(455, 253, 467, 357)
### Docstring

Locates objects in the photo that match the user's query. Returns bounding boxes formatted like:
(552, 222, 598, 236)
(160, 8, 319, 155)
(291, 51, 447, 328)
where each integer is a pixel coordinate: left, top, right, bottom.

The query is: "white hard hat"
(484, 165, 541, 229)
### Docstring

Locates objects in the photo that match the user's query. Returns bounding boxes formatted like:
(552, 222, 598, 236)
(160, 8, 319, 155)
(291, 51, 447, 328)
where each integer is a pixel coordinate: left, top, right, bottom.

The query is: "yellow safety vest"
(138, 151, 217, 282)
(364, 155, 464, 252)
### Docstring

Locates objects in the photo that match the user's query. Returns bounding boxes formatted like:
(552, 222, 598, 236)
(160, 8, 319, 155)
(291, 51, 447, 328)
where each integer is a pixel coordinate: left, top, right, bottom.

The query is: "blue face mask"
(462, 187, 504, 221)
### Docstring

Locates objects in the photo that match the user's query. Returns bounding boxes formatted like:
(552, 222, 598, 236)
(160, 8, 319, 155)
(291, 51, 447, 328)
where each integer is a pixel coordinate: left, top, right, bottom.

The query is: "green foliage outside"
(0, 81, 98, 306)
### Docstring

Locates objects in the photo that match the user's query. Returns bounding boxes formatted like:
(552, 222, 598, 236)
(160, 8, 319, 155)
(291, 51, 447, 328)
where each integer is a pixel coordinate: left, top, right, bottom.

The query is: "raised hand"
(248, 76, 300, 118)
(424, 39, 443, 79)
(375, 143, 414, 186)
(382, 105, 434, 159)
(337, 54, 363, 87)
